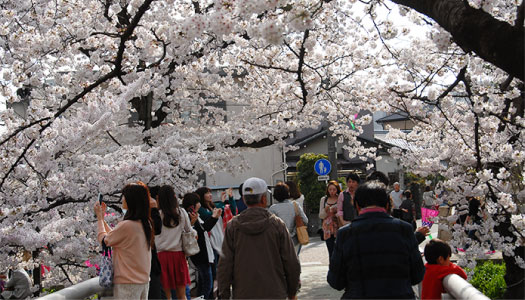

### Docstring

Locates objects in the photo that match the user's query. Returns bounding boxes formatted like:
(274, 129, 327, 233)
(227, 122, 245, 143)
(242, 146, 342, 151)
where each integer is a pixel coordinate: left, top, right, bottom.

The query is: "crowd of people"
(0, 171, 470, 300)
(88, 171, 473, 300)
(321, 172, 468, 299)
(93, 177, 307, 300)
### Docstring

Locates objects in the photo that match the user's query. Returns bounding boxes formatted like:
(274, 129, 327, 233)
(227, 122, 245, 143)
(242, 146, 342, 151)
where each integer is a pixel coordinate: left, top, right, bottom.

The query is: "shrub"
(468, 261, 506, 299)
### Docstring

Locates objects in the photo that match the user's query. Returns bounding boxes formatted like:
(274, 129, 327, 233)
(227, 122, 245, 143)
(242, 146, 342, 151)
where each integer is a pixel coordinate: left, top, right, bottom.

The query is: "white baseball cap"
(242, 177, 268, 195)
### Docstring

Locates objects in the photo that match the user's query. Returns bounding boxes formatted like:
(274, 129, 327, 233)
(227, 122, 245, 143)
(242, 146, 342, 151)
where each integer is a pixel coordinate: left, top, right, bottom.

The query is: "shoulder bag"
(182, 210, 200, 256)
(293, 201, 309, 245)
(99, 237, 113, 288)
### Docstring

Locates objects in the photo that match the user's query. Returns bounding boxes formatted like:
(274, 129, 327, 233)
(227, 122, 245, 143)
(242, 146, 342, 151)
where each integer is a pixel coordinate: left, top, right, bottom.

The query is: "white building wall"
(375, 155, 399, 174)
(206, 144, 285, 189)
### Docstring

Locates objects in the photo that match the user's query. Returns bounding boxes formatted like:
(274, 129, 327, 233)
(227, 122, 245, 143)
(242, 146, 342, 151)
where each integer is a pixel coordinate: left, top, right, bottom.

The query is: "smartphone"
(188, 205, 195, 213)
(98, 193, 103, 204)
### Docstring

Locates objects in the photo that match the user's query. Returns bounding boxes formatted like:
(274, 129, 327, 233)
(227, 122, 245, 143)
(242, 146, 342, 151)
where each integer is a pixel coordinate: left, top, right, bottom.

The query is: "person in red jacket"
(422, 239, 467, 300)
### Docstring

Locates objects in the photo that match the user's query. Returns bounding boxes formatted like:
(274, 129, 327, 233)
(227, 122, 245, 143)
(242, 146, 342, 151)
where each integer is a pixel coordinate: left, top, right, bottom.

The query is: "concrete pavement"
(297, 236, 343, 299)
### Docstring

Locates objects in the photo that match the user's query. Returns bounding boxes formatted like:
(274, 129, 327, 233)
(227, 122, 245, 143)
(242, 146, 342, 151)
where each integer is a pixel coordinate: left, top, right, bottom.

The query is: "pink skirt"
(157, 251, 190, 288)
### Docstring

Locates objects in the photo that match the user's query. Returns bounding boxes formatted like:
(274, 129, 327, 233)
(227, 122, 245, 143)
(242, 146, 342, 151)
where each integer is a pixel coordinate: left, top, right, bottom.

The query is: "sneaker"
(485, 250, 496, 255)
(457, 248, 465, 252)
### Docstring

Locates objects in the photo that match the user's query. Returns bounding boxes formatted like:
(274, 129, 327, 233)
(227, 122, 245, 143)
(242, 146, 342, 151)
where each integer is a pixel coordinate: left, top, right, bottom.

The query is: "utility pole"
(327, 130, 338, 181)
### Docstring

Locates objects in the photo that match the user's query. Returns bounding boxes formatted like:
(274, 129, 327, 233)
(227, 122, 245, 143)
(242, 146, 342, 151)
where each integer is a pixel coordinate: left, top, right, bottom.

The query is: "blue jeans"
(196, 263, 213, 299)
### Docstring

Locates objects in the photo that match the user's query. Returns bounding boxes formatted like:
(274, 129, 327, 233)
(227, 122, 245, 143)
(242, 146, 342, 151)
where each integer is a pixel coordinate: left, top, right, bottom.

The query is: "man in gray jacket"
(218, 177, 301, 299)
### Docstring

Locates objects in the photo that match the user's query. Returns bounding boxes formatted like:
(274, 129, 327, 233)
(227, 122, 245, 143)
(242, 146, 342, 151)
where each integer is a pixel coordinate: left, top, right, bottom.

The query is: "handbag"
(293, 201, 309, 245)
(182, 211, 200, 256)
(99, 238, 113, 288)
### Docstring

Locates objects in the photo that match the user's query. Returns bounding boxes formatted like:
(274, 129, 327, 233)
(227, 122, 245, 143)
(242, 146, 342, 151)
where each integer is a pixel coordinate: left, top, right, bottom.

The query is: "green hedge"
(297, 153, 329, 213)
(468, 261, 506, 299)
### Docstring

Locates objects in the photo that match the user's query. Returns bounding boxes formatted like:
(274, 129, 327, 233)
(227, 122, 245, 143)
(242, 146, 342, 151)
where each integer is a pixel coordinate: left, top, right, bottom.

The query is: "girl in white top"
(422, 186, 436, 209)
(155, 185, 192, 300)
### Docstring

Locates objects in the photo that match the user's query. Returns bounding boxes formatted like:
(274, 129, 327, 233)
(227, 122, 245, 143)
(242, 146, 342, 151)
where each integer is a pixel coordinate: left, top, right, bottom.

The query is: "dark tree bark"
(494, 216, 525, 299)
(391, 0, 524, 81)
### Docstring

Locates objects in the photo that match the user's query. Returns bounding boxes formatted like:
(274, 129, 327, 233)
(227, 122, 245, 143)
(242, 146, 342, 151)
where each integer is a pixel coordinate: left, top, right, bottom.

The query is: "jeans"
(211, 249, 219, 281)
(196, 263, 213, 299)
(325, 236, 336, 260)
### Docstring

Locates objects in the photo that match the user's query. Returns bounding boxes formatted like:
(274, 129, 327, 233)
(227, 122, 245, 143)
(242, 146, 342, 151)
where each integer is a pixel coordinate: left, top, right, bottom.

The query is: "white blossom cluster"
(0, 0, 523, 286)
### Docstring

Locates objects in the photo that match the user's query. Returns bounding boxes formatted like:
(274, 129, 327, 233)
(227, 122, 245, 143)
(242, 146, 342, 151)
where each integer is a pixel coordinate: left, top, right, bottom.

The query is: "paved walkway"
(297, 236, 343, 299)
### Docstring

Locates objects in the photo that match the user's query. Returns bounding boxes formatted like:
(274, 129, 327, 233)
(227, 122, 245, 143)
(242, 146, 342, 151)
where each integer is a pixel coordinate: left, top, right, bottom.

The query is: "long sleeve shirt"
(268, 200, 308, 237)
(97, 219, 151, 284)
(155, 207, 191, 252)
(336, 189, 349, 217)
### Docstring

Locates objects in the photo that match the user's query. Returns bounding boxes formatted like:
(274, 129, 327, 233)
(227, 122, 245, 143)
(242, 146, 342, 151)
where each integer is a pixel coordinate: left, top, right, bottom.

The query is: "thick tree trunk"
(494, 216, 525, 299)
(391, 0, 524, 81)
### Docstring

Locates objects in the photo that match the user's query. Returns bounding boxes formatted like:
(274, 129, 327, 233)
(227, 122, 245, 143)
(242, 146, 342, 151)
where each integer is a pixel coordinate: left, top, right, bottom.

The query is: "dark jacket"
(400, 199, 416, 223)
(327, 210, 425, 299)
(218, 207, 301, 299)
(235, 198, 247, 213)
(190, 216, 219, 266)
(342, 191, 357, 221)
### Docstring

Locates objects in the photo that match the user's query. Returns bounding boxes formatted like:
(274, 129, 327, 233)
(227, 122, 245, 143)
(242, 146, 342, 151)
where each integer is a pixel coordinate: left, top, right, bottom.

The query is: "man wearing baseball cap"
(218, 177, 301, 299)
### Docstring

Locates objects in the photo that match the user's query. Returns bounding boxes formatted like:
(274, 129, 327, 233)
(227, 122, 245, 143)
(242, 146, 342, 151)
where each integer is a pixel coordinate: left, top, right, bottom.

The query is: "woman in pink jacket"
(94, 182, 154, 299)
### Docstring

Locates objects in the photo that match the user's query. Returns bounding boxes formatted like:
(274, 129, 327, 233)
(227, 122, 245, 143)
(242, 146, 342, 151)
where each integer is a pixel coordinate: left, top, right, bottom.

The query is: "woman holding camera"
(94, 182, 153, 299)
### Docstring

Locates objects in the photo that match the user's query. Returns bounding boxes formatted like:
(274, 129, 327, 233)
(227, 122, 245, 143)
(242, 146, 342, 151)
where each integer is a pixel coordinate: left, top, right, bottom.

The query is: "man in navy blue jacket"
(327, 180, 425, 299)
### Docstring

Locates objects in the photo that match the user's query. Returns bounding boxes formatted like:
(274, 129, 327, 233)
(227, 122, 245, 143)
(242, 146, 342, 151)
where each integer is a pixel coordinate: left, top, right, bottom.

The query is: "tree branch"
(0, 139, 35, 189)
(391, 0, 524, 81)
(106, 130, 122, 146)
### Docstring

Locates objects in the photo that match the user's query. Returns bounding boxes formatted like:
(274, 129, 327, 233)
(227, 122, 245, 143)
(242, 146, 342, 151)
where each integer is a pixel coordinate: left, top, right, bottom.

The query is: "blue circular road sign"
(314, 159, 331, 176)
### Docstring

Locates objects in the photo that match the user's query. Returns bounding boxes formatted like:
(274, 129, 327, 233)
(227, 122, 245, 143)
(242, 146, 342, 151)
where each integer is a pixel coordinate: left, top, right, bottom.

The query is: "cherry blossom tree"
(0, 0, 522, 297)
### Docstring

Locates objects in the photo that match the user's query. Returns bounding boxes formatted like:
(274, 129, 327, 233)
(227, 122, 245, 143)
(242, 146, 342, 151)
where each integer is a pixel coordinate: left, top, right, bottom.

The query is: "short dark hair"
(243, 194, 264, 206)
(354, 180, 388, 208)
(425, 185, 431, 192)
(238, 183, 244, 197)
(346, 172, 361, 184)
(403, 190, 412, 198)
(366, 171, 389, 186)
(273, 183, 290, 202)
(285, 181, 302, 199)
(424, 239, 452, 264)
(182, 193, 200, 210)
